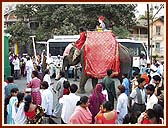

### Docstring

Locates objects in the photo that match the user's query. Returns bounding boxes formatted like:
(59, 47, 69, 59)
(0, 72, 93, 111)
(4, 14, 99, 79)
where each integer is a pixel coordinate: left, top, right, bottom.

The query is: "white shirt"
(140, 58, 147, 66)
(117, 93, 128, 119)
(46, 57, 54, 65)
(12, 58, 20, 70)
(13, 102, 27, 124)
(130, 87, 146, 104)
(4, 82, 8, 99)
(26, 59, 34, 74)
(22, 57, 27, 63)
(150, 72, 161, 84)
(55, 58, 61, 68)
(159, 64, 164, 76)
(59, 93, 80, 123)
(102, 90, 108, 101)
(43, 74, 51, 86)
(146, 94, 158, 110)
(41, 89, 53, 115)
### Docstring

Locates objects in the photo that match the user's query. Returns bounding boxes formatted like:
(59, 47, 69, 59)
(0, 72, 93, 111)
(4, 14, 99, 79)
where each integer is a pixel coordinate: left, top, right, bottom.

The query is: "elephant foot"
(77, 89, 86, 94)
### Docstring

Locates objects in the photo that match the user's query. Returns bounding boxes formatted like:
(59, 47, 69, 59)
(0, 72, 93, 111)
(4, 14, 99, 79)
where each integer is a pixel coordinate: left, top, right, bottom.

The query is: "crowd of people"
(4, 53, 164, 124)
(4, 23, 164, 124)
(9, 51, 64, 81)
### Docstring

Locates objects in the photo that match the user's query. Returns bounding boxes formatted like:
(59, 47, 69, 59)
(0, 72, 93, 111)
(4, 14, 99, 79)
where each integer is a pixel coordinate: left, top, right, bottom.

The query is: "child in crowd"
(122, 74, 130, 96)
(63, 81, 70, 95)
(13, 92, 27, 124)
(41, 81, 53, 117)
(7, 88, 19, 124)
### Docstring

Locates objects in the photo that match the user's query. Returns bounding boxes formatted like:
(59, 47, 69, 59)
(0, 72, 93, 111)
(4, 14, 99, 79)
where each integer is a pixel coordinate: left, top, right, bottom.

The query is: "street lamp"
(30, 35, 37, 61)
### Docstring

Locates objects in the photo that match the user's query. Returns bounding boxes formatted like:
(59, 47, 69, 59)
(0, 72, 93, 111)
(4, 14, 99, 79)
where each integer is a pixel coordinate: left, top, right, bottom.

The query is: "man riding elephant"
(73, 27, 87, 61)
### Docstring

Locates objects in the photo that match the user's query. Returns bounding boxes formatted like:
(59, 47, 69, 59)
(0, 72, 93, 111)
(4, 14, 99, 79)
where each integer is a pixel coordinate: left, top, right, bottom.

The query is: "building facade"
(150, 16, 164, 57)
(129, 16, 164, 57)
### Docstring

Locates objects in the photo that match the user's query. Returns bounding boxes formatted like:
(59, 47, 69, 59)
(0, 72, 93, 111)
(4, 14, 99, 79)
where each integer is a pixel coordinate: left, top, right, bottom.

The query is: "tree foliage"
(112, 26, 131, 39)
(6, 4, 137, 55)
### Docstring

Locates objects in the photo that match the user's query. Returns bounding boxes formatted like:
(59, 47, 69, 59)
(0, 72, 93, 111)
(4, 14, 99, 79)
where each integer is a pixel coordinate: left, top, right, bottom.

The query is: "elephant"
(62, 43, 132, 94)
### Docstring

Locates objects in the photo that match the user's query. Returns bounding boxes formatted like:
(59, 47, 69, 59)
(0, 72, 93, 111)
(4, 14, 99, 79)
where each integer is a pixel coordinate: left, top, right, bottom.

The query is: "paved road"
(14, 77, 93, 96)
(14, 76, 120, 109)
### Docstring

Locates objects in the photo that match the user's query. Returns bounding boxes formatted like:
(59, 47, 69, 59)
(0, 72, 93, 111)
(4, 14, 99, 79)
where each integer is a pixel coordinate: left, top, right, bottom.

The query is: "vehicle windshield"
(119, 42, 146, 57)
(49, 42, 69, 56)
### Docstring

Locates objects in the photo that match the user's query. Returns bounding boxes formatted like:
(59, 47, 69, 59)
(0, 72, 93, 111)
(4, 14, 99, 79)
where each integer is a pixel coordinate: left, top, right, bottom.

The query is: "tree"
(5, 22, 33, 55)
(112, 26, 131, 39)
(138, 11, 153, 20)
(6, 4, 137, 54)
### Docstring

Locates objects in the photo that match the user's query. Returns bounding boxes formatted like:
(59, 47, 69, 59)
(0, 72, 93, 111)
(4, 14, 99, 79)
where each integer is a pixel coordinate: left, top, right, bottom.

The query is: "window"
(155, 42, 160, 51)
(156, 26, 161, 35)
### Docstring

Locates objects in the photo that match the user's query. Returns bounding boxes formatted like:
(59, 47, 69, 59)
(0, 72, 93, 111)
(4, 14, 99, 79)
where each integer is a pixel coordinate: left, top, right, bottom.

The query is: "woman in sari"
(95, 101, 118, 124)
(24, 95, 44, 124)
(88, 83, 106, 123)
(27, 70, 41, 105)
(69, 96, 92, 124)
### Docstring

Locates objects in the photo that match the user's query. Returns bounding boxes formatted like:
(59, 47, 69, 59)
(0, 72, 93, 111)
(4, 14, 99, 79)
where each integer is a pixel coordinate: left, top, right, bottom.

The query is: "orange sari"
(95, 110, 118, 124)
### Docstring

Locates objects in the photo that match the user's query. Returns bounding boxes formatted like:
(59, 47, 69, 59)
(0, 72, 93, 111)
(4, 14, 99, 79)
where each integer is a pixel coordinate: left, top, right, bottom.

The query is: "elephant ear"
(119, 43, 132, 61)
(69, 47, 76, 57)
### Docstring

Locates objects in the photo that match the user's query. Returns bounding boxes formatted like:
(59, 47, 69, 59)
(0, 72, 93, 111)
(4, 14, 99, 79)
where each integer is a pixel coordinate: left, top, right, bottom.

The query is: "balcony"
(127, 34, 148, 41)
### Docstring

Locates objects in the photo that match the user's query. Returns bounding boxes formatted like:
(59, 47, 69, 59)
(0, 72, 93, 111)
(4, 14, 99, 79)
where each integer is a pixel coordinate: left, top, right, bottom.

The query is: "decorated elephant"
(62, 32, 132, 93)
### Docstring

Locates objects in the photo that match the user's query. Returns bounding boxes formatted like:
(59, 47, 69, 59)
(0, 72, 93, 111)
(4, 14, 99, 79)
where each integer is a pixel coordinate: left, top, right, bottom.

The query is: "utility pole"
(149, 4, 164, 63)
(150, 4, 153, 63)
(147, 4, 150, 63)
(30, 35, 37, 61)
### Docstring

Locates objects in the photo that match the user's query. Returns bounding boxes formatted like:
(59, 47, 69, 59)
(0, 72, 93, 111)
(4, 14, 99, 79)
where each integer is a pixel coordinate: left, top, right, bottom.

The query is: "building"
(150, 16, 164, 57)
(129, 19, 148, 43)
(128, 16, 165, 57)
(4, 9, 18, 54)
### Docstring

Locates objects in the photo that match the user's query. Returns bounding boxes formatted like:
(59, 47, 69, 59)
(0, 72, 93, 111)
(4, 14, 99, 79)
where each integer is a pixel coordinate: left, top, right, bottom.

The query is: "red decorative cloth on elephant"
(84, 31, 120, 78)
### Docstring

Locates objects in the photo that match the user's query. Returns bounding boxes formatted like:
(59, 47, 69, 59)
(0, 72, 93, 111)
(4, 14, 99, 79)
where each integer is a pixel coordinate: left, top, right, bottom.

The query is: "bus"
(37, 35, 148, 69)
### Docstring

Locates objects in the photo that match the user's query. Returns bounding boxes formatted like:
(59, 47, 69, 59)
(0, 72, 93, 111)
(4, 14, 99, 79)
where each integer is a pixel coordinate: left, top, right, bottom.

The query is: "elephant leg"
(92, 78, 98, 89)
(78, 74, 89, 94)
(63, 66, 70, 79)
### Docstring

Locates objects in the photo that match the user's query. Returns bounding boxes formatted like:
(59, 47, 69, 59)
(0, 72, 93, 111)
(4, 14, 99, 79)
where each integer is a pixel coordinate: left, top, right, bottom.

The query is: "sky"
(135, 3, 165, 18)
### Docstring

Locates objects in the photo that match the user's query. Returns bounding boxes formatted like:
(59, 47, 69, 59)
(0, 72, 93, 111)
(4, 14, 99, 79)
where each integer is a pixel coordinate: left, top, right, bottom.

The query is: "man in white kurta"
(12, 56, 20, 79)
(41, 81, 53, 116)
(25, 57, 34, 84)
(54, 55, 62, 80)
(59, 84, 80, 123)
(43, 70, 53, 91)
(46, 54, 54, 77)
(116, 85, 128, 124)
